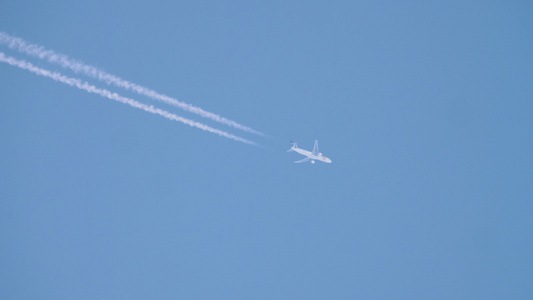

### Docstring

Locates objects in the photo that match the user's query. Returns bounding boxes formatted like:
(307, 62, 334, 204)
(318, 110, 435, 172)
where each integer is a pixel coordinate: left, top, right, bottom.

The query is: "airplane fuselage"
(292, 147, 332, 164)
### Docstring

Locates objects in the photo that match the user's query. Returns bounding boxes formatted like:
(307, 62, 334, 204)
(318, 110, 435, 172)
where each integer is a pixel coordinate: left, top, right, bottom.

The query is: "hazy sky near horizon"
(1, 1, 532, 299)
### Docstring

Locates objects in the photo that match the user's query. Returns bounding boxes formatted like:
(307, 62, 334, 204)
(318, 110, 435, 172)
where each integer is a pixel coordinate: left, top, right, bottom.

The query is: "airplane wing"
(294, 157, 311, 163)
(312, 140, 319, 156)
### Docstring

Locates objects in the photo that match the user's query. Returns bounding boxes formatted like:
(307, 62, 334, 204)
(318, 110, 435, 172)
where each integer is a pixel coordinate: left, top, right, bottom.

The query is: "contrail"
(0, 52, 257, 146)
(0, 32, 264, 136)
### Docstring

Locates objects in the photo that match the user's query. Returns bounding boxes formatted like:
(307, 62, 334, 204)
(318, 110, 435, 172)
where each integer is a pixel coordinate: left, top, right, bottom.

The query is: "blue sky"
(1, 1, 532, 299)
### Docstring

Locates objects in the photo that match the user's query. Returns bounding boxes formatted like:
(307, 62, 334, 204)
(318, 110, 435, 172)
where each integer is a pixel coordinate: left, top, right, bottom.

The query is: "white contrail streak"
(0, 32, 264, 136)
(0, 52, 257, 145)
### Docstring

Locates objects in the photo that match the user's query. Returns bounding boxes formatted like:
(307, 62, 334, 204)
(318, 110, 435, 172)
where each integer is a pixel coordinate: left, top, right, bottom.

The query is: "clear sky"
(1, 1, 532, 299)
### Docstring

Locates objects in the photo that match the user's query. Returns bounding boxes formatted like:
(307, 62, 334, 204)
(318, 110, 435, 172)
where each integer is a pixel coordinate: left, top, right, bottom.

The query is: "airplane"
(287, 140, 332, 164)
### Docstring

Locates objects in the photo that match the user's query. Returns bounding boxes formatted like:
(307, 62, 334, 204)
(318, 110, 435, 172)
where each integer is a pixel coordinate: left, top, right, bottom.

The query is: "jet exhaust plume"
(0, 52, 257, 145)
(0, 32, 265, 136)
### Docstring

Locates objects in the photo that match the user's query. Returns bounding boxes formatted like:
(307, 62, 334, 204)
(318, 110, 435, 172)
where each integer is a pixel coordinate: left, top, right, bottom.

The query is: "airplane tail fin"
(287, 140, 297, 152)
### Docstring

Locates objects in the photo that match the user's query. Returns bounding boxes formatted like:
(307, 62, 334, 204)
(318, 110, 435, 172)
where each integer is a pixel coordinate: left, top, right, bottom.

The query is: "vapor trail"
(0, 32, 264, 136)
(0, 52, 257, 145)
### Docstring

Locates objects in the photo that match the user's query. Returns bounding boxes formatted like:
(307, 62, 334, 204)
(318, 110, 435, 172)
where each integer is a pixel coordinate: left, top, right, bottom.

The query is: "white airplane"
(287, 140, 332, 164)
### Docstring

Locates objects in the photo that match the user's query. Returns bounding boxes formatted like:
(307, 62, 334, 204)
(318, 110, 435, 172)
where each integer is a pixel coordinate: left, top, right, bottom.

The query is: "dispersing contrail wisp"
(0, 32, 264, 136)
(0, 52, 257, 145)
